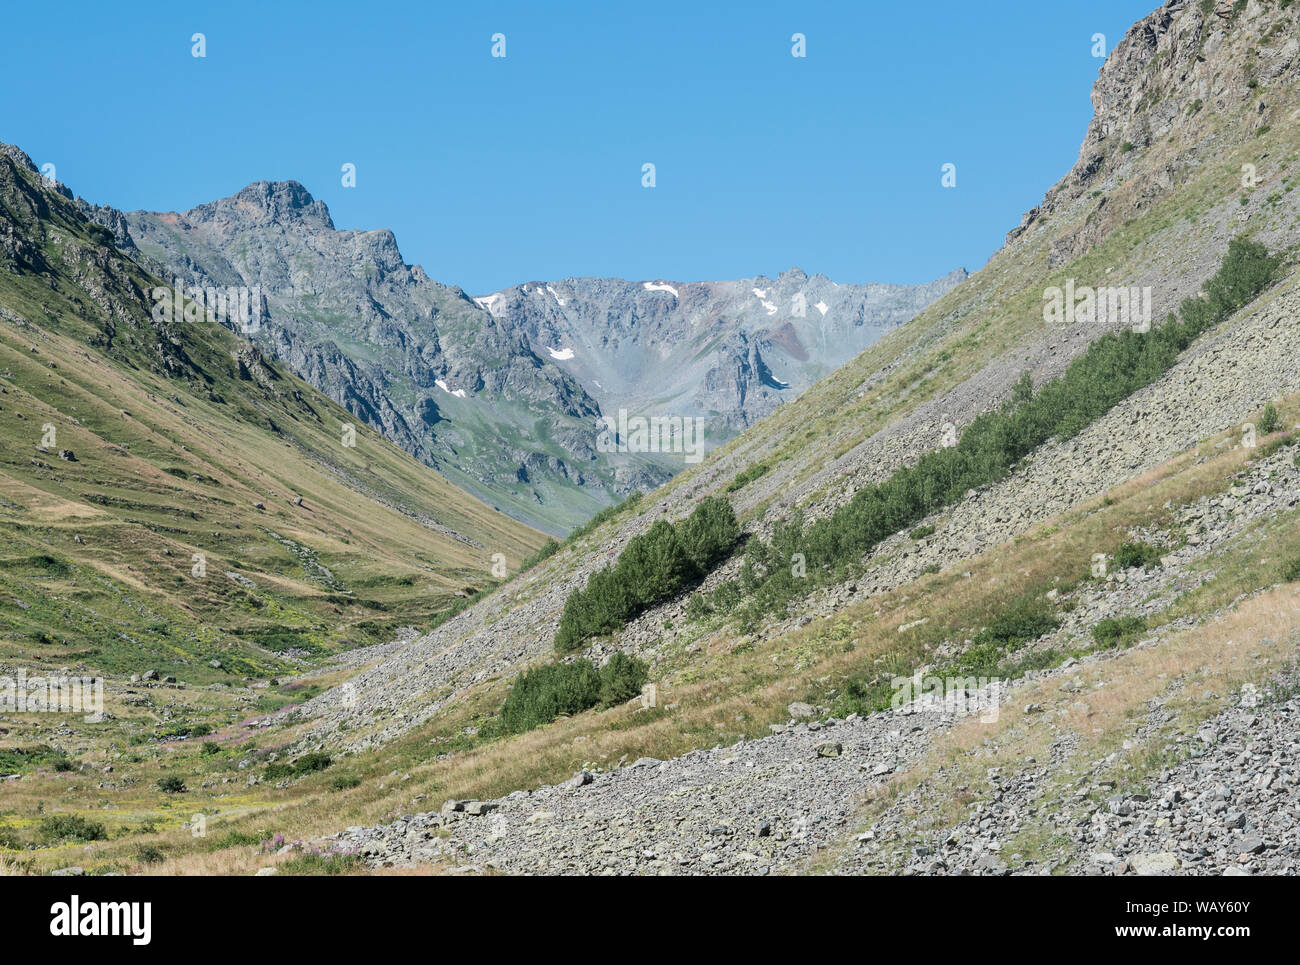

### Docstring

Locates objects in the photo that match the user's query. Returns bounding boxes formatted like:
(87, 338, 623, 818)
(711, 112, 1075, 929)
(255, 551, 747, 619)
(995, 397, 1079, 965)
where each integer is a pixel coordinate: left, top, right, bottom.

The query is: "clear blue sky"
(1, 0, 1157, 293)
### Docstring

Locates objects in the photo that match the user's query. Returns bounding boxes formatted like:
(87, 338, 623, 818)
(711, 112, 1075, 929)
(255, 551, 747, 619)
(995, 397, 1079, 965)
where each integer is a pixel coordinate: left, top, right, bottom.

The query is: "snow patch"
(643, 281, 679, 298)
(815, 300, 829, 316)
(752, 287, 768, 299)
(546, 285, 567, 306)
(474, 293, 500, 311)
(436, 379, 468, 399)
(547, 346, 575, 361)
(761, 300, 778, 316)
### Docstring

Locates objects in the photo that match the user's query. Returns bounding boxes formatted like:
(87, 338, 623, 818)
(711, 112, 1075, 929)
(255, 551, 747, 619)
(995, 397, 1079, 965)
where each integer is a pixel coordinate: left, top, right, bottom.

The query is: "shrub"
(38, 815, 107, 844)
(329, 774, 362, 791)
(136, 845, 165, 865)
(265, 752, 332, 783)
(1282, 556, 1300, 583)
(520, 538, 561, 572)
(555, 498, 738, 652)
(1256, 402, 1282, 436)
(201, 741, 221, 756)
(727, 462, 769, 492)
(157, 776, 186, 793)
(1114, 541, 1162, 570)
(909, 524, 936, 540)
(499, 661, 601, 734)
(499, 654, 649, 734)
(597, 652, 649, 707)
(1091, 615, 1147, 647)
(955, 596, 1060, 676)
(678, 496, 741, 571)
(292, 752, 332, 775)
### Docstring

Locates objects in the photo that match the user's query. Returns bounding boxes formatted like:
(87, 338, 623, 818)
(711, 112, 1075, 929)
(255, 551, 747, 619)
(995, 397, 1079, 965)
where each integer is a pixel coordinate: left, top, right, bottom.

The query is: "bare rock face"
(477, 266, 966, 435)
(1007, 0, 1299, 251)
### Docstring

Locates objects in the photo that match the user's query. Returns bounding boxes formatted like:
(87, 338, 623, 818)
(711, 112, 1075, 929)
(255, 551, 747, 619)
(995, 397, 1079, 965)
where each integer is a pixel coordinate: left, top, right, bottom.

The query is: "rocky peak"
(1006, 0, 1298, 248)
(187, 180, 335, 230)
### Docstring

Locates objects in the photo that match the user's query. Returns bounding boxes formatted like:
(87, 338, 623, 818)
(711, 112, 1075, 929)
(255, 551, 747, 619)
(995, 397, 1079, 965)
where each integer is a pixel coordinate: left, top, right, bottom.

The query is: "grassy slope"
(0, 150, 546, 684)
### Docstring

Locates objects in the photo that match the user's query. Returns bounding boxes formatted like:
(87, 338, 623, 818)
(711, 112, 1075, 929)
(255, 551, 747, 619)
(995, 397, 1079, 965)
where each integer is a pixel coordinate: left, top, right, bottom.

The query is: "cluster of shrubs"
(264, 751, 332, 782)
(554, 497, 739, 652)
(691, 238, 1281, 629)
(520, 538, 561, 572)
(495, 652, 649, 735)
(830, 594, 1060, 716)
(38, 815, 107, 844)
(951, 595, 1061, 677)
(1091, 615, 1147, 647)
(726, 462, 769, 492)
(1112, 541, 1163, 571)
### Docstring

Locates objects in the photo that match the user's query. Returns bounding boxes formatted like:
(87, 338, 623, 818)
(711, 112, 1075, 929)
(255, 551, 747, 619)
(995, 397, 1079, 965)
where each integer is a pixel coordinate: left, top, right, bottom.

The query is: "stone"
(1129, 852, 1181, 876)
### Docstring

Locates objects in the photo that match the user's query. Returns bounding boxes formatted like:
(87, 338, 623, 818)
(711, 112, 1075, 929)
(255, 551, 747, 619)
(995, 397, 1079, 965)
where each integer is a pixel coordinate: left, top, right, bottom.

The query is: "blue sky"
(2, 0, 1156, 293)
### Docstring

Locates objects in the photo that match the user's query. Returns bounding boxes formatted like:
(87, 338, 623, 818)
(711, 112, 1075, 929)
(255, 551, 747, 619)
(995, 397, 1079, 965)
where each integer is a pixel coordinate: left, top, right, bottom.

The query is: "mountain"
(475, 268, 967, 434)
(0, 141, 545, 685)
(85, 191, 960, 534)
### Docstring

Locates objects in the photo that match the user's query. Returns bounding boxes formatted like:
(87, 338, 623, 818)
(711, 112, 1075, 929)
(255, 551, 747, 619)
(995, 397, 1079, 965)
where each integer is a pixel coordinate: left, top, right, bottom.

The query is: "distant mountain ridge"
(84, 184, 962, 533)
(478, 268, 967, 433)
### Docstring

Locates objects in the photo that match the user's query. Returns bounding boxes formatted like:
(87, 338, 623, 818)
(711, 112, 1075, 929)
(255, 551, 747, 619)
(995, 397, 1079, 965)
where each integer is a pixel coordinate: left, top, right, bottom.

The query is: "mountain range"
(83, 189, 962, 533)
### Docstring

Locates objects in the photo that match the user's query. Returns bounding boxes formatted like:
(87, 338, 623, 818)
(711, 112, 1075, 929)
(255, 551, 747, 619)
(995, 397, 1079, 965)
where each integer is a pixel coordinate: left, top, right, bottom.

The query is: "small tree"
(1257, 402, 1281, 436)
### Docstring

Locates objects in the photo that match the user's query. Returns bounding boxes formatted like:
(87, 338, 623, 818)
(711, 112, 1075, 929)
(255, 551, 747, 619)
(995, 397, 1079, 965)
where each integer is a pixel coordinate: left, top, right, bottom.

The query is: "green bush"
(909, 524, 936, 540)
(1282, 556, 1300, 583)
(520, 538, 561, 572)
(265, 752, 332, 782)
(499, 654, 649, 734)
(555, 498, 739, 652)
(157, 776, 186, 793)
(727, 462, 769, 492)
(329, 774, 362, 791)
(597, 652, 649, 707)
(1256, 402, 1282, 436)
(1113, 541, 1162, 570)
(292, 752, 332, 775)
(38, 815, 107, 844)
(1091, 615, 1147, 647)
(136, 845, 165, 865)
(955, 596, 1061, 675)
(678, 496, 742, 571)
(499, 660, 602, 733)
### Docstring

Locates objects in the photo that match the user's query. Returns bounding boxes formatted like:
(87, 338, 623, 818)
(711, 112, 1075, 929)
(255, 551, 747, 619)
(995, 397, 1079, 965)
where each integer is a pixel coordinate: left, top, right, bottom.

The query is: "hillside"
(0, 142, 545, 688)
